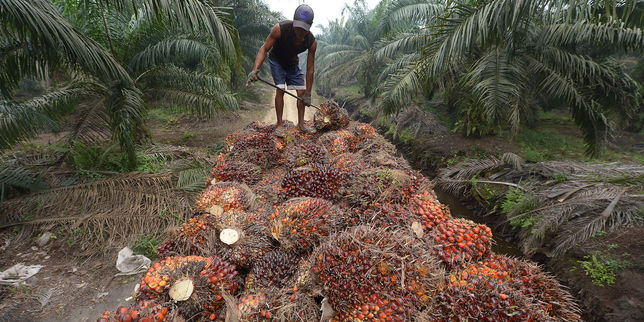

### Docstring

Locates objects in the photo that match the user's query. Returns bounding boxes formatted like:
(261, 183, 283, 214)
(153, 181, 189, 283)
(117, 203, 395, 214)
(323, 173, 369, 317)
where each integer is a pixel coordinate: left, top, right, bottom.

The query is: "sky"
(264, 0, 381, 34)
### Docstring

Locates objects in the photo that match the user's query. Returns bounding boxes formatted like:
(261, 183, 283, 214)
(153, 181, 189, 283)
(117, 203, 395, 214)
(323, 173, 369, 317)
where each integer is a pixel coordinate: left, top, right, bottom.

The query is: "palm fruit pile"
(207, 156, 261, 186)
(313, 226, 443, 320)
(313, 101, 350, 131)
(278, 165, 346, 201)
(269, 198, 340, 253)
(100, 104, 581, 321)
(135, 256, 239, 320)
(195, 182, 256, 212)
(285, 139, 329, 169)
(245, 250, 300, 290)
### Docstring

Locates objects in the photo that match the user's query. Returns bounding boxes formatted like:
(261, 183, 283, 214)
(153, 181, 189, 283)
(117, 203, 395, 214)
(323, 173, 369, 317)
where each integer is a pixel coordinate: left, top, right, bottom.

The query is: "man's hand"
(246, 70, 259, 86)
(302, 92, 312, 106)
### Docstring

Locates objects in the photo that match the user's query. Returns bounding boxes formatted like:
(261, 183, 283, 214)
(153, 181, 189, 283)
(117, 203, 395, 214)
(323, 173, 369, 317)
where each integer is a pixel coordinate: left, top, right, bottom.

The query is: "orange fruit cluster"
(278, 165, 346, 201)
(430, 218, 493, 265)
(196, 182, 253, 212)
(229, 132, 282, 168)
(313, 101, 350, 131)
(409, 192, 451, 230)
(97, 302, 167, 322)
(208, 158, 261, 186)
(334, 296, 406, 322)
(318, 132, 351, 157)
(269, 198, 338, 252)
(285, 139, 329, 169)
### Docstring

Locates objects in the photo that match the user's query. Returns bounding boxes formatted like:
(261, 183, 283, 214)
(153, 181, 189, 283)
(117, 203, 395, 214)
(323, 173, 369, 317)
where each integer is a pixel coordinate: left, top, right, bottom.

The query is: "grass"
(578, 252, 632, 287)
(147, 107, 182, 128)
(515, 129, 585, 162)
(132, 233, 162, 259)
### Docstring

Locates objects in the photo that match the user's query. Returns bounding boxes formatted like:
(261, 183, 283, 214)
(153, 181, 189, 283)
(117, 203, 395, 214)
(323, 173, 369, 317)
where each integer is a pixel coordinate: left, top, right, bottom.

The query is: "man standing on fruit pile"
(246, 4, 317, 133)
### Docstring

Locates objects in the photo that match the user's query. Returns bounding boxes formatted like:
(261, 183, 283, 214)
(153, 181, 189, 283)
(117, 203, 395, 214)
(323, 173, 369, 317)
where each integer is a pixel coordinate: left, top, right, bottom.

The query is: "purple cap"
(293, 4, 314, 31)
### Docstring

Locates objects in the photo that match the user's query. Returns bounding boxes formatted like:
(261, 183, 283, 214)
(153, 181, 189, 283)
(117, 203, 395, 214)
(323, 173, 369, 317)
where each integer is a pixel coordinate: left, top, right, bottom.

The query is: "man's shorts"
(269, 58, 306, 90)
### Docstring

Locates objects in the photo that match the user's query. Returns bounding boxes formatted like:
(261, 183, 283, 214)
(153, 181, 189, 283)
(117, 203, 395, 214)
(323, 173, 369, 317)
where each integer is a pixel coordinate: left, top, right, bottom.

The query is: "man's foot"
(298, 125, 315, 135)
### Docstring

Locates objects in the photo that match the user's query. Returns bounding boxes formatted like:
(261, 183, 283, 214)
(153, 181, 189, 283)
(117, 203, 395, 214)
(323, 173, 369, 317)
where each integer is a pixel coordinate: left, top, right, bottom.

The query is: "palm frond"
(0, 165, 49, 193)
(375, 32, 427, 60)
(377, 55, 423, 113)
(129, 36, 219, 74)
(106, 83, 144, 168)
(382, 0, 444, 31)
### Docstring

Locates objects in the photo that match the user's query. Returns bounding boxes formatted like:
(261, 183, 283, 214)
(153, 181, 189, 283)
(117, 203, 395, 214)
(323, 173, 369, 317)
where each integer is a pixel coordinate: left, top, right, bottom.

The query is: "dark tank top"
(269, 20, 315, 70)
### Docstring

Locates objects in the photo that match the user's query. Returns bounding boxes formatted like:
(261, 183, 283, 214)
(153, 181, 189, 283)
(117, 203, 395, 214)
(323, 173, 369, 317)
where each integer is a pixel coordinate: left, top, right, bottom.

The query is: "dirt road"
(261, 89, 320, 124)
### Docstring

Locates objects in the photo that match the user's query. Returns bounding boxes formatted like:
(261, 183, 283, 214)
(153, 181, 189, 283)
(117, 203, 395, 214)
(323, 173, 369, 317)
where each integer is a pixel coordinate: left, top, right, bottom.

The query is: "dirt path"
(261, 89, 319, 124)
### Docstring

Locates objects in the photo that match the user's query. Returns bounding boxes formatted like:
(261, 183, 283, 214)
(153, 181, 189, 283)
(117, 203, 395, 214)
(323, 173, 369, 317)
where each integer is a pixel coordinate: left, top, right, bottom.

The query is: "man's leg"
(296, 89, 306, 130)
(275, 89, 284, 127)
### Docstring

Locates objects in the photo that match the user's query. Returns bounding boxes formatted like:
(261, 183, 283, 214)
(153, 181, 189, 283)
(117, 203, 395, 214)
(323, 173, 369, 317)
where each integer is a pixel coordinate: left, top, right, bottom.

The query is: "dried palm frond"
(438, 155, 644, 256)
(0, 172, 195, 250)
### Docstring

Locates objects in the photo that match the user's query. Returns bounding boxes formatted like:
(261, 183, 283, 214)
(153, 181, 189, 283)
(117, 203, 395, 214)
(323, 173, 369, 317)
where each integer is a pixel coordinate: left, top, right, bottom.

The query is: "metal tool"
(257, 76, 319, 109)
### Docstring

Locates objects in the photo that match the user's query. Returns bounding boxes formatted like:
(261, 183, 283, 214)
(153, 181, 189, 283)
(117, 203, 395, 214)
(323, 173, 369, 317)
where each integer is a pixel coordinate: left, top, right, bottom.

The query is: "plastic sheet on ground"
(115, 247, 151, 276)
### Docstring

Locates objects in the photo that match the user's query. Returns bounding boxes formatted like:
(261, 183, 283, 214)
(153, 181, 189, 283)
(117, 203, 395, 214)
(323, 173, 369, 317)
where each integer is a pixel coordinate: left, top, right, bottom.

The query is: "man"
(246, 4, 317, 132)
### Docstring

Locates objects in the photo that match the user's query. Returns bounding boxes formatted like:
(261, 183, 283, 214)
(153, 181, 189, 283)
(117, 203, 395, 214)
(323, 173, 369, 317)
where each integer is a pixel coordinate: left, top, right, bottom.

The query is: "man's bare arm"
(305, 40, 317, 94)
(252, 24, 280, 72)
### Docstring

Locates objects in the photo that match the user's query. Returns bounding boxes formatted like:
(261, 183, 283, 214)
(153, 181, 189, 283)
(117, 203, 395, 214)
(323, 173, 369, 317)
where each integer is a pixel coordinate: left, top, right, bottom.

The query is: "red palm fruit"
(229, 132, 282, 168)
(285, 139, 330, 169)
(97, 302, 168, 322)
(312, 226, 442, 319)
(313, 101, 350, 132)
(207, 158, 261, 186)
(317, 132, 351, 157)
(278, 165, 347, 201)
(409, 192, 452, 231)
(210, 210, 273, 269)
(332, 295, 406, 322)
(269, 198, 341, 253)
(196, 182, 256, 212)
(428, 218, 493, 266)
(235, 288, 320, 321)
(331, 152, 368, 177)
(136, 256, 239, 320)
(345, 168, 428, 207)
(245, 250, 300, 290)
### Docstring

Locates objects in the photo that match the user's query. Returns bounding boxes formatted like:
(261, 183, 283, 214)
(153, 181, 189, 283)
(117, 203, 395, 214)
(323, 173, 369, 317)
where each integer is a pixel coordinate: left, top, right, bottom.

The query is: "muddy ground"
(0, 87, 323, 322)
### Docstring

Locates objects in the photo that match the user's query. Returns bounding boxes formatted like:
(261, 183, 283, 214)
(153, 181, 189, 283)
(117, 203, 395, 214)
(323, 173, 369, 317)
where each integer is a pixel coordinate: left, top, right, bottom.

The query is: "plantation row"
(98, 102, 580, 321)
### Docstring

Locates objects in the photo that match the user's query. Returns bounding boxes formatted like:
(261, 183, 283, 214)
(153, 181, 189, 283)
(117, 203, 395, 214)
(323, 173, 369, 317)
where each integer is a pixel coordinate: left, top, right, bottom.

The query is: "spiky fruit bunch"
(317, 132, 351, 157)
(208, 158, 262, 186)
(429, 273, 551, 321)
(313, 101, 350, 132)
(269, 198, 340, 253)
(312, 226, 442, 320)
(252, 167, 287, 208)
(245, 250, 300, 290)
(196, 182, 255, 212)
(235, 288, 320, 321)
(229, 132, 282, 168)
(331, 152, 368, 177)
(224, 130, 253, 153)
(346, 168, 425, 207)
(429, 218, 493, 265)
(157, 213, 218, 258)
(362, 151, 411, 170)
(285, 139, 329, 169)
(346, 202, 417, 229)
(210, 210, 273, 268)
(278, 165, 346, 201)
(136, 256, 239, 319)
(347, 122, 377, 138)
(355, 135, 397, 158)
(409, 192, 451, 230)
(332, 295, 407, 322)
(453, 255, 581, 320)
(97, 302, 168, 322)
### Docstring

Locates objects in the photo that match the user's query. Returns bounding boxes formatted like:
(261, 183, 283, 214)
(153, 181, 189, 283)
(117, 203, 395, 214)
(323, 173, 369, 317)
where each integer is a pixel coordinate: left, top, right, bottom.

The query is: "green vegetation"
(317, 0, 644, 157)
(578, 253, 632, 287)
(501, 188, 538, 229)
(132, 233, 162, 259)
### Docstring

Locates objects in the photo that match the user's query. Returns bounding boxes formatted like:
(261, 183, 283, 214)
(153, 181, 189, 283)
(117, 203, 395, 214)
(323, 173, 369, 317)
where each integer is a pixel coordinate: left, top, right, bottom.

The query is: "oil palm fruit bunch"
(157, 213, 218, 258)
(234, 287, 320, 321)
(409, 192, 452, 231)
(313, 101, 350, 132)
(346, 122, 377, 150)
(269, 197, 341, 253)
(428, 218, 493, 265)
(313, 226, 442, 320)
(331, 152, 368, 177)
(430, 273, 550, 321)
(208, 157, 262, 186)
(355, 135, 397, 158)
(346, 201, 415, 229)
(278, 165, 346, 201)
(346, 168, 425, 207)
(285, 139, 330, 169)
(229, 132, 283, 168)
(245, 250, 300, 290)
(363, 151, 411, 170)
(196, 182, 256, 213)
(317, 132, 351, 157)
(332, 295, 409, 322)
(97, 302, 168, 322)
(252, 167, 287, 207)
(470, 255, 582, 320)
(136, 256, 239, 320)
(209, 210, 273, 269)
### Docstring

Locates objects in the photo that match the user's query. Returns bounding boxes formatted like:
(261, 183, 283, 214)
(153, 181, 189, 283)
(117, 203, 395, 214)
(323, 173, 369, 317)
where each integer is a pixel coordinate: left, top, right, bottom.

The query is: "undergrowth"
(578, 253, 632, 287)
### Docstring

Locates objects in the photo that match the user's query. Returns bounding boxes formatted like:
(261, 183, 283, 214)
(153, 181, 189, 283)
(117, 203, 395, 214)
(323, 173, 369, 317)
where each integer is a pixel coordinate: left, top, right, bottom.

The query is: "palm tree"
(0, 0, 239, 167)
(396, 0, 644, 156)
